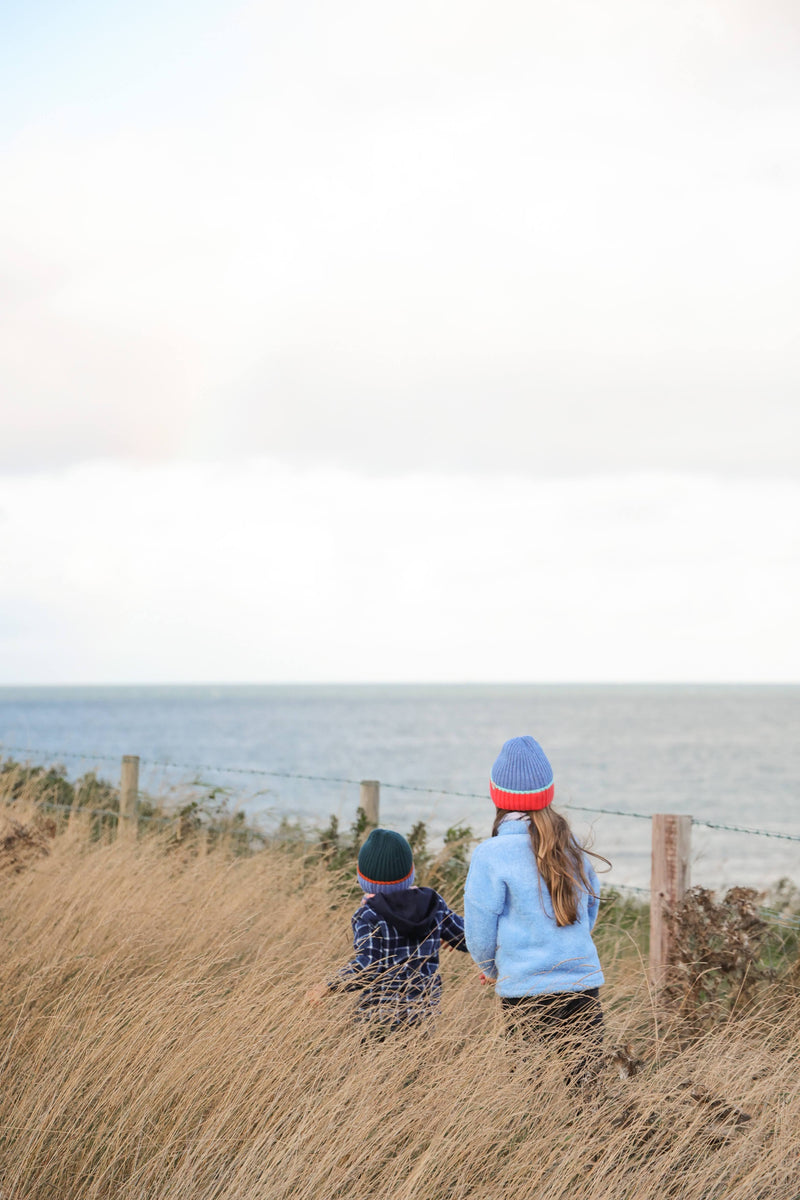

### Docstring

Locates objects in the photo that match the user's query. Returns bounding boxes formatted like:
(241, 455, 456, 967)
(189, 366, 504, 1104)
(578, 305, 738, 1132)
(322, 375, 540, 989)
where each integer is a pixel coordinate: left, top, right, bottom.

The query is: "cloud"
(1, 0, 799, 475)
(1, 462, 797, 683)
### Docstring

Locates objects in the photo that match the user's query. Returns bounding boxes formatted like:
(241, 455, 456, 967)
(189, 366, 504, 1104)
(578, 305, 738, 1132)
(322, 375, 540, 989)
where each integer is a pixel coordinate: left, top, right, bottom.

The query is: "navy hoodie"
(331, 887, 466, 1026)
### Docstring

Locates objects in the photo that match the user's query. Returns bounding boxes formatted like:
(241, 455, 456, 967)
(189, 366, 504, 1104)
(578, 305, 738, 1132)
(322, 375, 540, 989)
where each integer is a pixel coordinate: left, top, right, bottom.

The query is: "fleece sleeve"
(586, 861, 601, 930)
(463, 848, 506, 979)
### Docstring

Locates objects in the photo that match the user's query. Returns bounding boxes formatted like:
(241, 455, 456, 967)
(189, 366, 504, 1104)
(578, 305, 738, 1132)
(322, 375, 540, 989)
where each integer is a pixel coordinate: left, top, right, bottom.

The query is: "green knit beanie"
(357, 828, 415, 894)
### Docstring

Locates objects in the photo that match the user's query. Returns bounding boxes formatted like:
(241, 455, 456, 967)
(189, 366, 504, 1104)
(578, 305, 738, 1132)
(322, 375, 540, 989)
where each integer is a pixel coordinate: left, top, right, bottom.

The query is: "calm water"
(1, 684, 798, 890)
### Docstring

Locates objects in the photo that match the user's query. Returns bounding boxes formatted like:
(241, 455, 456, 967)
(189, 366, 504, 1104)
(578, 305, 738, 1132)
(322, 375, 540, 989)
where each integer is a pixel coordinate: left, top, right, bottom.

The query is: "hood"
(366, 887, 440, 939)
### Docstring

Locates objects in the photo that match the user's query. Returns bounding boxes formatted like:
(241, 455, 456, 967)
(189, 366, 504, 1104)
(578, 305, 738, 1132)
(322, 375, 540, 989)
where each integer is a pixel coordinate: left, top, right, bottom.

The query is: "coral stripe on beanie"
(490, 736, 555, 811)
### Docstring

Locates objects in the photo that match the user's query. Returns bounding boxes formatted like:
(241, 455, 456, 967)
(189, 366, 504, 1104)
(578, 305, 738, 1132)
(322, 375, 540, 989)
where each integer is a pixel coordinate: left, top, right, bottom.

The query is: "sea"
(1, 684, 798, 893)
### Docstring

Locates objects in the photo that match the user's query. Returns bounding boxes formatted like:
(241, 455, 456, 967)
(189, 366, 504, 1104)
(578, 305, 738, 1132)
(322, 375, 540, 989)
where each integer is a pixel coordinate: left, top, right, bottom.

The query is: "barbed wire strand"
(689, 817, 800, 843)
(0, 745, 362, 787)
(2, 743, 799, 843)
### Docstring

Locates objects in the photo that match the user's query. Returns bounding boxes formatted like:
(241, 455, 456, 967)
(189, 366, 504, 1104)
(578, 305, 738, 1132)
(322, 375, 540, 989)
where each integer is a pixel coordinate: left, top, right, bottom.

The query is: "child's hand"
(305, 982, 330, 1006)
(479, 972, 496, 986)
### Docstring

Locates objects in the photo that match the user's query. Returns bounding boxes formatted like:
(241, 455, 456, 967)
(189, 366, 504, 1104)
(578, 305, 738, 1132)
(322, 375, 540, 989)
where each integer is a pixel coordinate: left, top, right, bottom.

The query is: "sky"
(1, 0, 798, 683)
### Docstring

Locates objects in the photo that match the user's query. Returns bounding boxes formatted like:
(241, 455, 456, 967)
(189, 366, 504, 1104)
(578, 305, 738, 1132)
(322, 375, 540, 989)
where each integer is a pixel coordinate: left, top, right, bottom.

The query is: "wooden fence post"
(119, 755, 140, 838)
(650, 813, 692, 997)
(360, 780, 380, 828)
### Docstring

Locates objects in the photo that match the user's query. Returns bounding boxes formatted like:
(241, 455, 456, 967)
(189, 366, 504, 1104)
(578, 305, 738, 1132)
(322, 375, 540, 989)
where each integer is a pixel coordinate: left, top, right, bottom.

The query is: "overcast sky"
(1, 0, 798, 682)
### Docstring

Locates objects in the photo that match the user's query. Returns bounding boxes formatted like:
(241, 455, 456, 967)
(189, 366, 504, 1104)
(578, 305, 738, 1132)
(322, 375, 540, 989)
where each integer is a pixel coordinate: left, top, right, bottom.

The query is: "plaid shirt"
(330, 889, 467, 1029)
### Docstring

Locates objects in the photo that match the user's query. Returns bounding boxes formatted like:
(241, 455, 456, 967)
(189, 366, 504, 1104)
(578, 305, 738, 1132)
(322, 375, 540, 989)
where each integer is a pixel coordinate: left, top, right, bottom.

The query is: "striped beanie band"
(357, 828, 415, 894)
(490, 736, 555, 811)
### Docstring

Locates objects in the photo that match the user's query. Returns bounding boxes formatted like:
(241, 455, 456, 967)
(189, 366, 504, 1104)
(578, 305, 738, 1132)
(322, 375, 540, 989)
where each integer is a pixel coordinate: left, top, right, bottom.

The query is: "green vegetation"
(0, 756, 264, 849)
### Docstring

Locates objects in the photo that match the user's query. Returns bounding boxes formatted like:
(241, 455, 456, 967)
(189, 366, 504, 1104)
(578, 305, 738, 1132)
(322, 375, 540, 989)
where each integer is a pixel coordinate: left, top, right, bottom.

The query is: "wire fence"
(3, 742, 799, 846)
(1, 744, 800, 931)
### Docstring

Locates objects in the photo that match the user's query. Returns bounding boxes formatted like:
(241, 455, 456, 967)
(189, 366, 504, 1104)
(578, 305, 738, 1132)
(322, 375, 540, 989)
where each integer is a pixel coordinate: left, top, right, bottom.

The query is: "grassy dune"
(0, 803, 798, 1200)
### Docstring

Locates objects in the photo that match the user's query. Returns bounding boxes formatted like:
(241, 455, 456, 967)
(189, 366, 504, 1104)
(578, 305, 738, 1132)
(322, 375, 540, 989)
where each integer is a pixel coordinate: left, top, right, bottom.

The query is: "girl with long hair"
(464, 735, 609, 1085)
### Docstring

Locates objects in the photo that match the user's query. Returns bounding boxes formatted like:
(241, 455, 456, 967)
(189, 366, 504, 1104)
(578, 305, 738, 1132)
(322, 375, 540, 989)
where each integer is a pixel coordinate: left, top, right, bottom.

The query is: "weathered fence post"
(649, 813, 692, 998)
(119, 755, 140, 838)
(360, 780, 380, 828)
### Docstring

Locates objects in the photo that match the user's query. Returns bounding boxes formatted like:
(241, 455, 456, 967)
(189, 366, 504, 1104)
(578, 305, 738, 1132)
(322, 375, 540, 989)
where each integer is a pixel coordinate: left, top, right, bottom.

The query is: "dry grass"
(0, 804, 798, 1200)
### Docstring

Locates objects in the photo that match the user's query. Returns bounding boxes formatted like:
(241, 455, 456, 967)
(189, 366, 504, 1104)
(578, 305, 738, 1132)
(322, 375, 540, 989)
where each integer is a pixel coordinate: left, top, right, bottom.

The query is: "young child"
(308, 827, 467, 1032)
(464, 736, 608, 1084)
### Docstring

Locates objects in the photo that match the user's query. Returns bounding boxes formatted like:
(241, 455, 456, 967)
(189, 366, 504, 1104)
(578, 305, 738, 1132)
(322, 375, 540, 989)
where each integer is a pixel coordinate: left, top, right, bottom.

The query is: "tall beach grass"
(0, 789, 797, 1199)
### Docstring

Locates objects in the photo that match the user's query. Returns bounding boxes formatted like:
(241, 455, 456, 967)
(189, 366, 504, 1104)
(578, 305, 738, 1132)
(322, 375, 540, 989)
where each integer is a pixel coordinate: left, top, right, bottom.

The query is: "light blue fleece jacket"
(464, 821, 604, 997)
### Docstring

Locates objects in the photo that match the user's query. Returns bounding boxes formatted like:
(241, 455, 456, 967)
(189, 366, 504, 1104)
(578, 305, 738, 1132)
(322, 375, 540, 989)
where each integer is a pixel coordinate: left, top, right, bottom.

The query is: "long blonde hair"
(492, 806, 610, 927)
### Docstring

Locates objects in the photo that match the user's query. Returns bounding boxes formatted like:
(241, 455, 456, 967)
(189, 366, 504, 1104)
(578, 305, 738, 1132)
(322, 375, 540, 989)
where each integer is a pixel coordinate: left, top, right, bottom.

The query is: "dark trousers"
(501, 988, 603, 1088)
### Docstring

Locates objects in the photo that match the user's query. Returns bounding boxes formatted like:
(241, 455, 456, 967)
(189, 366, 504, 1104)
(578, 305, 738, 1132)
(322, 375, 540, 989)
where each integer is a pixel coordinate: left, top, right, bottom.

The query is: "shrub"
(666, 886, 779, 1028)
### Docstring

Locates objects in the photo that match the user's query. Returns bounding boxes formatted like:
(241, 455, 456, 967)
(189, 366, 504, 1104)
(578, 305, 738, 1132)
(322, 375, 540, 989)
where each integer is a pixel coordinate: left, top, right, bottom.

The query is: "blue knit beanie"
(490, 736, 555, 811)
(357, 828, 415, 894)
